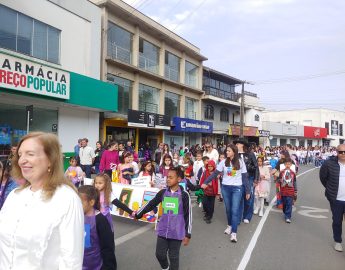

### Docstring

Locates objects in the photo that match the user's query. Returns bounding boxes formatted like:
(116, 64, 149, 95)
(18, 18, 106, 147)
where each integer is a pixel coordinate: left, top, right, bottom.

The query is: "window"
(165, 91, 180, 118)
(0, 4, 60, 64)
(220, 108, 229, 122)
(340, 124, 343, 136)
(107, 22, 132, 64)
(204, 104, 214, 120)
(185, 97, 197, 119)
(165, 51, 180, 82)
(107, 74, 133, 114)
(139, 38, 159, 74)
(139, 84, 159, 113)
(185, 61, 198, 87)
(255, 114, 260, 121)
(325, 122, 329, 135)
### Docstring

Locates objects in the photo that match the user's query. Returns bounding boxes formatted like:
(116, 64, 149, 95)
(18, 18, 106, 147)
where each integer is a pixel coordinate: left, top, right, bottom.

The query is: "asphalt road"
(112, 165, 345, 270)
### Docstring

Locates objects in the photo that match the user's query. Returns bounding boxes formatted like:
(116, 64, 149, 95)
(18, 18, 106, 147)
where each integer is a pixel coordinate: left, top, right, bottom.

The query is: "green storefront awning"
(67, 72, 118, 112)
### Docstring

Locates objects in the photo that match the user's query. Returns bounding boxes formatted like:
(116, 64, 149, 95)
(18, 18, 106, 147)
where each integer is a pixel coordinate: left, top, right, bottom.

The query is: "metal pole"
(240, 82, 245, 138)
(26, 110, 30, 134)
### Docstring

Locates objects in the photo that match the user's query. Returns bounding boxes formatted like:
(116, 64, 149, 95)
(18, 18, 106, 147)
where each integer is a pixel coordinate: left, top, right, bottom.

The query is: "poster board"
(110, 183, 159, 224)
(131, 176, 151, 187)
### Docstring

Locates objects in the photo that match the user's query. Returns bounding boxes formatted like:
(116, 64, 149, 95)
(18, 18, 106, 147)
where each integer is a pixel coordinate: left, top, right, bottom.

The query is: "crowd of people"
(0, 133, 344, 270)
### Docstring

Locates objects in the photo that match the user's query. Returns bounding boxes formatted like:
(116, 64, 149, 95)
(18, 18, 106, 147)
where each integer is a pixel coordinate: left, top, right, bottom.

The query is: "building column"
(180, 88, 186, 117)
(159, 82, 165, 115)
(180, 52, 186, 84)
(132, 73, 139, 110)
(198, 60, 203, 89)
(132, 26, 140, 67)
(159, 41, 165, 77)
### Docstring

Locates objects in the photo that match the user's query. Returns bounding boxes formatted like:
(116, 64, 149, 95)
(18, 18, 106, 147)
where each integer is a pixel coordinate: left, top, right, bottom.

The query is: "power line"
(251, 70, 345, 85)
(172, 0, 207, 31)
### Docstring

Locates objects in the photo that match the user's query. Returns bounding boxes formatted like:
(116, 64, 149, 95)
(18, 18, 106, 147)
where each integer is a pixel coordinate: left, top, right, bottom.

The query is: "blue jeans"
(221, 184, 243, 233)
(282, 196, 293, 219)
(239, 175, 255, 222)
(81, 164, 92, 178)
(330, 200, 345, 243)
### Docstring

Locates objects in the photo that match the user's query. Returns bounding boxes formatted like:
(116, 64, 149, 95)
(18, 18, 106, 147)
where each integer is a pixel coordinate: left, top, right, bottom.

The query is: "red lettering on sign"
(0, 69, 6, 83)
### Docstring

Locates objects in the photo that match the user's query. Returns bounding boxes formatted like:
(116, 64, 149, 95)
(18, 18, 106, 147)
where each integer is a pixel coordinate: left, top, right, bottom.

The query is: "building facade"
(0, 0, 117, 157)
(262, 108, 345, 147)
(202, 67, 264, 146)
(92, 0, 208, 152)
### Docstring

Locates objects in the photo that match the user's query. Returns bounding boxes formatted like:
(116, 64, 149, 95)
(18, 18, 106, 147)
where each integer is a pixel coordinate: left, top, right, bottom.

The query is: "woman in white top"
(202, 144, 250, 243)
(0, 132, 84, 270)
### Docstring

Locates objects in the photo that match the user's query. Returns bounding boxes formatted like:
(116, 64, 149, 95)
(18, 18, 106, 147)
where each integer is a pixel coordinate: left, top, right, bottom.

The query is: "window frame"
(204, 104, 214, 120)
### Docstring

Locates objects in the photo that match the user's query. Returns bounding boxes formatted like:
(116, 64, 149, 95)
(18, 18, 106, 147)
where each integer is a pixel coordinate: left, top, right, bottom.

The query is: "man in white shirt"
(79, 138, 95, 178)
(320, 144, 345, 252)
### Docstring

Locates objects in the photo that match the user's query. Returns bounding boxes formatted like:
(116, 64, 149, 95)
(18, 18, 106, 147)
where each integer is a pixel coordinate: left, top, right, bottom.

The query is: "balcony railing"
(203, 87, 240, 102)
(185, 73, 197, 88)
(185, 110, 196, 120)
(139, 101, 158, 114)
(107, 42, 131, 64)
(139, 54, 159, 74)
(165, 65, 179, 82)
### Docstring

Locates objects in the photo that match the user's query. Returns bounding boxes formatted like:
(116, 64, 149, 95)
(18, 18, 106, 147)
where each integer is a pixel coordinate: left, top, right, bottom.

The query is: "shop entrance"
(138, 129, 161, 151)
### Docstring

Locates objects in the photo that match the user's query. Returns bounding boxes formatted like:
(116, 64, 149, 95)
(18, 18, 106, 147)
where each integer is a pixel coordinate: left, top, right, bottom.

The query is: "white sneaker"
(199, 202, 202, 207)
(224, 225, 231, 235)
(259, 211, 264, 217)
(253, 208, 259, 215)
(334, 242, 343, 252)
(230, 233, 237, 243)
(243, 219, 250, 224)
(285, 218, 291, 223)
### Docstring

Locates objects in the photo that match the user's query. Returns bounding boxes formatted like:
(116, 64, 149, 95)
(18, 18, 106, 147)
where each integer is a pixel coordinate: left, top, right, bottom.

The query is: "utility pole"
(240, 81, 245, 138)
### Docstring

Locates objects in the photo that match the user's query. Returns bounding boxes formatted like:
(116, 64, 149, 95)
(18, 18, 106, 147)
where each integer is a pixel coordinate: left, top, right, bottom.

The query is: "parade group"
(0, 133, 340, 270)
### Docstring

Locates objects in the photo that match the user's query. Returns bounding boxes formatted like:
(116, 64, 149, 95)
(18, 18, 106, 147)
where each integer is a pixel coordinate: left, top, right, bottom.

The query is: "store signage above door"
(258, 130, 270, 137)
(304, 126, 327, 139)
(172, 117, 213, 133)
(0, 52, 70, 99)
(228, 125, 258, 136)
(127, 109, 170, 130)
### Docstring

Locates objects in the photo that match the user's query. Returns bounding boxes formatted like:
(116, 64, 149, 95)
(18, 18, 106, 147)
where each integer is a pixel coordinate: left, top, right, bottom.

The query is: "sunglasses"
(338, 151, 345, 155)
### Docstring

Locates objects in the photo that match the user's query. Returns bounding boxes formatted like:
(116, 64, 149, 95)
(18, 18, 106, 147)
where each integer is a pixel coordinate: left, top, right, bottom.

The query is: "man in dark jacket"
(320, 144, 345, 252)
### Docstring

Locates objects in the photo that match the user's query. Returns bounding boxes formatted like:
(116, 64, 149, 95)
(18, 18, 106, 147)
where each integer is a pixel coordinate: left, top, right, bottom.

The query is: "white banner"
(110, 183, 159, 224)
(131, 176, 151, 187)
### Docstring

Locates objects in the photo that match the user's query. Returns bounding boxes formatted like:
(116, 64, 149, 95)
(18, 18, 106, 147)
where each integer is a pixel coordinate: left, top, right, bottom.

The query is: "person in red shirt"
(279, 157, 297, 223)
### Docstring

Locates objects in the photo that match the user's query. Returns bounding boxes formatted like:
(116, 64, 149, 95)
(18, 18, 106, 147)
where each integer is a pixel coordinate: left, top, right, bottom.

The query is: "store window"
(204, 105, 214, 120)
(107, 74, 132, 115)
(185, 97, 198, 119)
(139, 84, 159, 113)
(0, 4, 61, 64)
(165, 51, 180, 82)
(107, 22, 132, 64)
(185, 61, 198, 88)
(139, 38, 159, 74)
(220, 108, 229, 122)
(165, 91, 180, 119)
(0, 103, 58, 157)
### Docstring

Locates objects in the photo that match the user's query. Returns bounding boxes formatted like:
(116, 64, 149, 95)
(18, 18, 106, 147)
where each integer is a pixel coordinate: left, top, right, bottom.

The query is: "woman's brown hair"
(225, 144, 240, 170)
(94, 173, 112, 205)
(11, 132, 76, 200)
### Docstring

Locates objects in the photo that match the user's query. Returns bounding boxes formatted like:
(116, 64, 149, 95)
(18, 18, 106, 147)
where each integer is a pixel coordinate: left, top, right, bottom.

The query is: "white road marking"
(298, 206, 329, 219)
(237, 167, 316, 270)
(115, 203, 197, 246)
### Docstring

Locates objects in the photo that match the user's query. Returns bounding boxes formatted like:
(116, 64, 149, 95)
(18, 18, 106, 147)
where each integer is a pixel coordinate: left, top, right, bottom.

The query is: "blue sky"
(123, 0, 345, 111)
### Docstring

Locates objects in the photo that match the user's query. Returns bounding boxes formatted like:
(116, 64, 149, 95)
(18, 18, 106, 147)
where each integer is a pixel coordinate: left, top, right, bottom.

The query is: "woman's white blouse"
(0, 185, 84, 270)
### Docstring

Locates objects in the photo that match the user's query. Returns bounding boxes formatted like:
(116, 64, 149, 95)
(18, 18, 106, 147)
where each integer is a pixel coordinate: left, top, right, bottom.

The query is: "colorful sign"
(172, 117, 213, 133)
(110, 183, 159, 224)
(304, 126, 327, 138)
(228, 125, 258, 136)
(0, 52, 70, 99)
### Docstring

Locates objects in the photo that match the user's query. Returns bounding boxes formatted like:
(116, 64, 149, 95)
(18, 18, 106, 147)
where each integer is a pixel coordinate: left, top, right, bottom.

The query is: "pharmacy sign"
(0, 52, 70, 99)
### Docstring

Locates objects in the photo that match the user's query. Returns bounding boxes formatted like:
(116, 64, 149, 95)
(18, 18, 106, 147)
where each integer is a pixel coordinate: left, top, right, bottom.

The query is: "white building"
(0, 0, 117, 159)
(262, 108, 345, 147)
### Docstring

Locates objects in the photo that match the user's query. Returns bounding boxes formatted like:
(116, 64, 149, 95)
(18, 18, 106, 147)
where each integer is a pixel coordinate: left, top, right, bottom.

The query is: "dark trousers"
(282, 196, 293, 219)
(330, 200, 345, 243)
(240, 175, 255, 221)
(156, 237, 182, 270)
(81, 164, 92, 178)
(202, 195, 216, 219)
